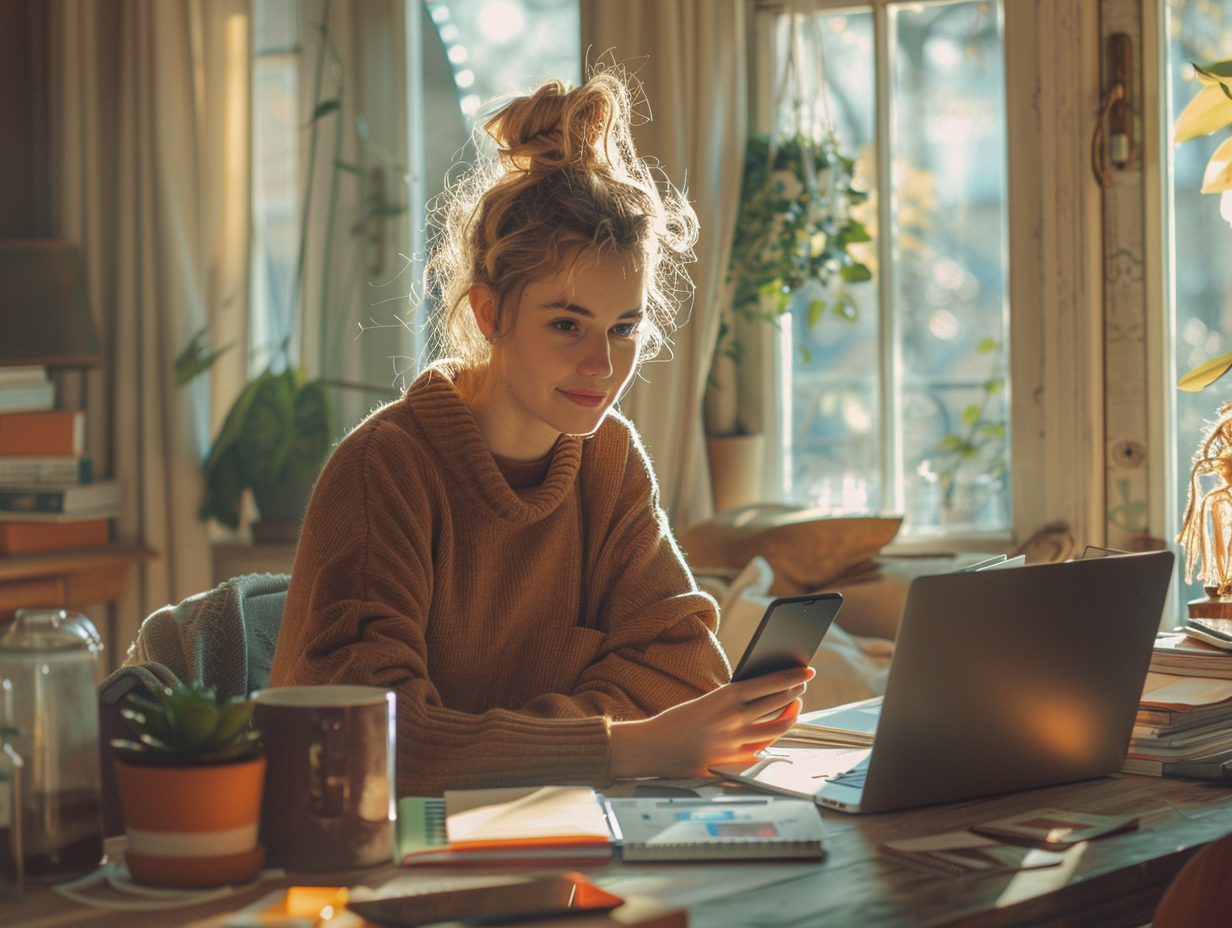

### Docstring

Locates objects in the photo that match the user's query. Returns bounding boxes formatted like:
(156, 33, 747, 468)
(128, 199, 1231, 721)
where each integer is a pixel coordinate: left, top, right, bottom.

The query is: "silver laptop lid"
(853, 550, 1174, 814)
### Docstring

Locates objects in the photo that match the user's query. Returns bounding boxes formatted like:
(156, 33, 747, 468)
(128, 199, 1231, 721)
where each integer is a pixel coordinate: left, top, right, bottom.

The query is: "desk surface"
(10, 772, 1232, 928)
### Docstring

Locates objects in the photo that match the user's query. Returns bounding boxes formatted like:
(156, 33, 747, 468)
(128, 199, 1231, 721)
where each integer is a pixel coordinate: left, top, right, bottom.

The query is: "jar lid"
(0, 609, 103, 654)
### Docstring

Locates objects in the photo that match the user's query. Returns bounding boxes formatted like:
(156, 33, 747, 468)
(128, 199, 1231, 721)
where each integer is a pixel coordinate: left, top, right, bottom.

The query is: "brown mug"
(253, 686, 395, 872)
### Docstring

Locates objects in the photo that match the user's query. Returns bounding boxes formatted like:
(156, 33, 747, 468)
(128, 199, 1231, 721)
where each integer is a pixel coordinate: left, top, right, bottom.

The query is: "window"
(1166, 0, 1232, 613)
(248, 0, 580, 422)
(761, 1, 1011, 539)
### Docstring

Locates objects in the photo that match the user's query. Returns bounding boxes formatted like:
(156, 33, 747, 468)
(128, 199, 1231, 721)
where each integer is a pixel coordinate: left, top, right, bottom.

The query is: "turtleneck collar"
(404, 362, 583, 523)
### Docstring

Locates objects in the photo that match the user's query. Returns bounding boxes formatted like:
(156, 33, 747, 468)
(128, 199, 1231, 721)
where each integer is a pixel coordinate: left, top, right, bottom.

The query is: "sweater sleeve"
(518, 423, 732, 722)
(269, 421, 612, 797)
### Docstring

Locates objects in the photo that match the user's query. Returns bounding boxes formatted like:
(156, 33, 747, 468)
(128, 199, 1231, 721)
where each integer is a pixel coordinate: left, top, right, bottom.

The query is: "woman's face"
(470, 250, 646, 460)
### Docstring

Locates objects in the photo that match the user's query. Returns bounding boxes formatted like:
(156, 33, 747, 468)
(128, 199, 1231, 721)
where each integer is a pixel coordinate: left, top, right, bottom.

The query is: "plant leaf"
(962, 404, 981, 428)
(1175, 83, 1232, 142)
(976, 336, 999, 353)
(840, 262, 872, 283)
(1203, 135, 1232, 193)
(807, 298, 826, 329)
(1178, 350, 1232, 391)
(1194, 63, 1232, 102)
(312, 99, 341, 121)
(173, 328, 232, 388)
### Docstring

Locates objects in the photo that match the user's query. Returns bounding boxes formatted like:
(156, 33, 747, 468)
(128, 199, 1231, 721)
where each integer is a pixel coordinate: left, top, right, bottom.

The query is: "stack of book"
(1123, 669, 1232, 776)
(0, 367, 117, 555)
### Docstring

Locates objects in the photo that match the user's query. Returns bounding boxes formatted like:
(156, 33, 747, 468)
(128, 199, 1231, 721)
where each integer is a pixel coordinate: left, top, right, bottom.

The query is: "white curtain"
(581, 0, 749, 530)
(49, 0, 251, 653)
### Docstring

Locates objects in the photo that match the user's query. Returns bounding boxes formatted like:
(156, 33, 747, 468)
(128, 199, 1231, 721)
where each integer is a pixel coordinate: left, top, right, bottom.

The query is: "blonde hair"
(425, 71, 698, 365)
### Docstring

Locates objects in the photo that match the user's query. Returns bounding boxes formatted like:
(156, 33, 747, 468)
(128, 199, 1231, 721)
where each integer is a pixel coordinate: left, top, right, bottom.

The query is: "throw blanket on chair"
(99, 572, 290, 705)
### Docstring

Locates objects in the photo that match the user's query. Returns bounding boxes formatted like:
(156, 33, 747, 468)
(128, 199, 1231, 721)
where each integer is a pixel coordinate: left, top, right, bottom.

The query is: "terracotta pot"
(707, 433, 766, 514)
(113, 755, 266, 888)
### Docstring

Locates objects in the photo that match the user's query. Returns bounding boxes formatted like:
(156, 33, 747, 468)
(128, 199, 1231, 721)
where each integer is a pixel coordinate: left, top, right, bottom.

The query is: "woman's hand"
(607, 666, 815, 779)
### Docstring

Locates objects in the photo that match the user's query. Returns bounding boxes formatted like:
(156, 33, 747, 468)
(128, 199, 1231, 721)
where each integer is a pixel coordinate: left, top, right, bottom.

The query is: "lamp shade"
(0, 240, 102, 369)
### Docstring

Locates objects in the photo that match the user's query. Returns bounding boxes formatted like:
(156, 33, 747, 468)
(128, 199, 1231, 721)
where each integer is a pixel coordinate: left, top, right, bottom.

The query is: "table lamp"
(0, 240, 102, 369)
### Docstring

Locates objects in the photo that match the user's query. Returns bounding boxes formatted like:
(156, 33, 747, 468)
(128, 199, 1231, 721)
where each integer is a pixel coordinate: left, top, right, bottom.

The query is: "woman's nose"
(578, 335, 614, 378)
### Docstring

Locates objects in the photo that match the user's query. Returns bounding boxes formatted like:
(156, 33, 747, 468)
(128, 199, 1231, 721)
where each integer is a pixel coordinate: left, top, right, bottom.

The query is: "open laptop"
(711, 549, 1175, 814)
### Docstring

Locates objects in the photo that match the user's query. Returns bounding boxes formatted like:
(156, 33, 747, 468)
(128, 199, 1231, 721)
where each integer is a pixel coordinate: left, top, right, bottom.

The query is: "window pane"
(250, 0, 301, 375)
(1168, 1, 1232, 613)
(891, 0, 1009, 534)
(779, 10, 883, 515)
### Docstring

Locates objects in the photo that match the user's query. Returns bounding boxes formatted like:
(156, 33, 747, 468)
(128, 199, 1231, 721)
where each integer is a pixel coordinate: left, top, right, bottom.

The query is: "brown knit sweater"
(269, 363, 730, 796)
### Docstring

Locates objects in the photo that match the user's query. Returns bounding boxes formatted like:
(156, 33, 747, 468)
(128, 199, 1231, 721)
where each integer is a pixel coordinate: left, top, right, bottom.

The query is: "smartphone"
(730, 592, 843, 682)
(346, 874, 624, 928)
(1185, 617, 1232, 651)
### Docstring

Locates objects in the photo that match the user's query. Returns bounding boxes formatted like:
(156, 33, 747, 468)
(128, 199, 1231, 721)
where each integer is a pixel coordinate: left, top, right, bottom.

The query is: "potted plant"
(708, 131, 871, 510)
(111, 682, 265, 888)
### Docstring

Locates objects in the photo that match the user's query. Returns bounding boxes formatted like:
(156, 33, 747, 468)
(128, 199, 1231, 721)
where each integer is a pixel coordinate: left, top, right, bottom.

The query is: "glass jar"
(0, 610, 104, 880)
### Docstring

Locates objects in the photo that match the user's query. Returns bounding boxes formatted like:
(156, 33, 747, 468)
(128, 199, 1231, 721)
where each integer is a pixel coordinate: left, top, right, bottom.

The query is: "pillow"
(677, 505, 903, 597)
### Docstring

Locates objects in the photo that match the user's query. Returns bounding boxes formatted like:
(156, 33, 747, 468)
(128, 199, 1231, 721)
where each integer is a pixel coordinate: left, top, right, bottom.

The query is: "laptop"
(711, 549, 1175, 814)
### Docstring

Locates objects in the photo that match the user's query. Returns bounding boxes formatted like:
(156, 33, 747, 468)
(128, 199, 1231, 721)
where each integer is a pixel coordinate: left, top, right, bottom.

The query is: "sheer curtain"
(49, 0, 251, 651)
(580, 0, 749, 530)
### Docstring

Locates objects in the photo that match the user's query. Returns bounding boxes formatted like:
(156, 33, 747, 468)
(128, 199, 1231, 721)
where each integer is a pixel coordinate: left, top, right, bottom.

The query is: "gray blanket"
(99, 572, 289, 704)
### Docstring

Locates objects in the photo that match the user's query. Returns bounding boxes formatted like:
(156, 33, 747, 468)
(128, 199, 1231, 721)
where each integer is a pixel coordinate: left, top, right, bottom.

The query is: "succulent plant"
(111, 681, 261, 766)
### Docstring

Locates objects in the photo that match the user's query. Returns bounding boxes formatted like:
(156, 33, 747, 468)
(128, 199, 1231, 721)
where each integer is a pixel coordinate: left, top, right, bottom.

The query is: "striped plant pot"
(113, 755, 266, 888)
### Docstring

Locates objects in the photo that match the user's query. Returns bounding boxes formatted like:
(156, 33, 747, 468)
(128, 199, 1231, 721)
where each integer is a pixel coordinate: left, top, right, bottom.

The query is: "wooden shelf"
(0, 543, 157, 617)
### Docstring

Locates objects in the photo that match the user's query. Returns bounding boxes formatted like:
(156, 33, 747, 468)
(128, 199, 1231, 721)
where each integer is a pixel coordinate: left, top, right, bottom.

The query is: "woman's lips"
(558, 389, 606, 408)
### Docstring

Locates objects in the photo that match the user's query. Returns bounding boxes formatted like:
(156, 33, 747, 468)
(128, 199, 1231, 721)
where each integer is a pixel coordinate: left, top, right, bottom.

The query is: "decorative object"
(0, 610, 105, 881)
(0, 241, 102, 370)
(111, 683, 265, 888)
(1178, 402, 1232, 617)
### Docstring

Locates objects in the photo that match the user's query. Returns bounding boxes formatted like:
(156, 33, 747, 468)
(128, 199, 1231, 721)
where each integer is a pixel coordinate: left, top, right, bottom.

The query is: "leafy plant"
(199, 367, 332, 529)
(721, 132, 872, 366)
(932, 337, 1007, 509)
(1176, 56, 1232, 390)
(179, 5, 402, 528)
(111, 682, 260, 767)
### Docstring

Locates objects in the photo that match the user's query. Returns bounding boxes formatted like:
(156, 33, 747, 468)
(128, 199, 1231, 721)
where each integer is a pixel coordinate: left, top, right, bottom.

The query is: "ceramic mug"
(253, 685, 396, 872)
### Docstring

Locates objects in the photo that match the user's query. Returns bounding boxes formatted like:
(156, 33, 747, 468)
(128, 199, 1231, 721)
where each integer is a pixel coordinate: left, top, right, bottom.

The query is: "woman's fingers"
(728, 666, 815, 703)
(740, 684, 806, 723)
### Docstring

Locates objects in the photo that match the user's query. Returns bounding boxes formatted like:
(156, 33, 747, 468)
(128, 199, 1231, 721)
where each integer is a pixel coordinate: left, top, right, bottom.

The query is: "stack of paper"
(1124, 672, 1232, 775)
(780, 696, 881, 748)
(1150, 632, 1232, 678)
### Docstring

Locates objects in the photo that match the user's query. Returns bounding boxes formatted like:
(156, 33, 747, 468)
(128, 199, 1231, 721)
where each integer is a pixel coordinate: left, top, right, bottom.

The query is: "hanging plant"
(721, 132, 871, 366)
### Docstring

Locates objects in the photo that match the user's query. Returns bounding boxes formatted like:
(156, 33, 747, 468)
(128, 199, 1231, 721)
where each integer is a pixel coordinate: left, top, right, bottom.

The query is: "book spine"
(621, 840, 823, 862)
(0, 411, 85, 456)
(0, 457, 92, 485)
(0, 490, 72, 513)
(0, 518, 109, 555)
(877, 844, 969, 876)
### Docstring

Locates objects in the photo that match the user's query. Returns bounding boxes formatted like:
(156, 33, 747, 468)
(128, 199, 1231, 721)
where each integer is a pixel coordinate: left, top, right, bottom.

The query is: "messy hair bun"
(425, 70, 699, 365)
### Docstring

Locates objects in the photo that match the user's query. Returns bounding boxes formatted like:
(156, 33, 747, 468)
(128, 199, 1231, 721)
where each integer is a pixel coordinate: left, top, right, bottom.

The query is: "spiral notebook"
(397, 788, 825, 864)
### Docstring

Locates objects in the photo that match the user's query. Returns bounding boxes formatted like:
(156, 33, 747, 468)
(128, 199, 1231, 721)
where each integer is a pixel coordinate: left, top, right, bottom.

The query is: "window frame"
(752, 0, 1108, 553)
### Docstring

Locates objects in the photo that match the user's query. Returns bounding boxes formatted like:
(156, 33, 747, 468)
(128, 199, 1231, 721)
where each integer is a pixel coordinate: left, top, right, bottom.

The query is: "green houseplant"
(707, 131, 871, 511)
(111, 683, 265, 888)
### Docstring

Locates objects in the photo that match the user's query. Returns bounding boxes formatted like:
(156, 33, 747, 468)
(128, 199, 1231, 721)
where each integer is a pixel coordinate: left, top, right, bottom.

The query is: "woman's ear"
(468, 284, 498, 341)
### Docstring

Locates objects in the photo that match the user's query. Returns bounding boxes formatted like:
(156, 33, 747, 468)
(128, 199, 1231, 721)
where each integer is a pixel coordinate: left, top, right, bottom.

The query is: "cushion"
(677, 505, 902, 597)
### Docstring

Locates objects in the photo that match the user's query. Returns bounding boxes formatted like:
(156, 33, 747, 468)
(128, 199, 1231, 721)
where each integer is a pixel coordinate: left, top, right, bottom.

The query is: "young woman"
(269, 73, 812, 796)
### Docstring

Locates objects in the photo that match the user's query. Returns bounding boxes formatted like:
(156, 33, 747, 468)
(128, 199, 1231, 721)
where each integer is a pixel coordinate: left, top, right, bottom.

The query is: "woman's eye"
(551, 319, 578, 333)
(612, 322, 639, 339)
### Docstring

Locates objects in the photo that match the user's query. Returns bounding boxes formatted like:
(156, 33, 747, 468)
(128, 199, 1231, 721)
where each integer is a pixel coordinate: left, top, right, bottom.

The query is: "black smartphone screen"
(347, 875, 624, 928)
(730, 592, 843, 682)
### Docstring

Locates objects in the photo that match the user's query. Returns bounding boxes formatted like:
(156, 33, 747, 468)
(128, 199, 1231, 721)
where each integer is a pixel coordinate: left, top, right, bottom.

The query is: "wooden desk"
(9, 772, 1232, 928)
(0, 544, 156, 619)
